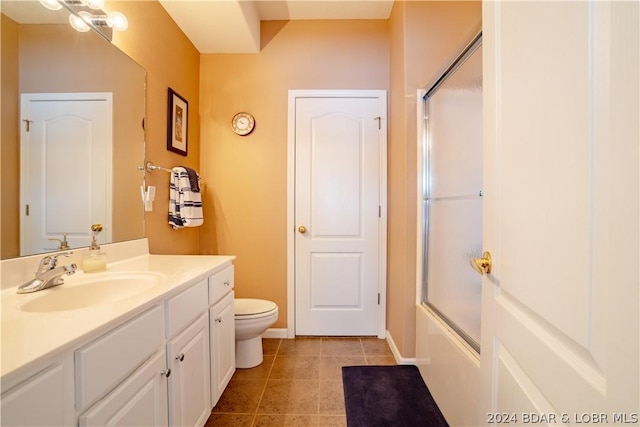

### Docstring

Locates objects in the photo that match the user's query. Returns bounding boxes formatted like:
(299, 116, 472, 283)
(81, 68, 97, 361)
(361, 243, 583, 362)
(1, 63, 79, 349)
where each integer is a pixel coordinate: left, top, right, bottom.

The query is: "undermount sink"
(18, 271, 166, 313)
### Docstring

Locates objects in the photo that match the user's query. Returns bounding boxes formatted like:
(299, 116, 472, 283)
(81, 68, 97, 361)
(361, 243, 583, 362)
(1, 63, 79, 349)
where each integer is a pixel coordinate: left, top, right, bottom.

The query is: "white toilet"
(234, 298, 278, 369)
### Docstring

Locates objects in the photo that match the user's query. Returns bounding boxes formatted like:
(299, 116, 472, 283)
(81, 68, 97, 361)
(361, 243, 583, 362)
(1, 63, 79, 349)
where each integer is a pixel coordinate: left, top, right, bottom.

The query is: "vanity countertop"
(0, 254, 235, 380)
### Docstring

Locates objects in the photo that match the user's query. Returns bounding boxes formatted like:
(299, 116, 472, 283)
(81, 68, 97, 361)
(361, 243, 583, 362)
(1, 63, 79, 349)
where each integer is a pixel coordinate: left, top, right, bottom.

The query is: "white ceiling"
(158, 0, 395, 53)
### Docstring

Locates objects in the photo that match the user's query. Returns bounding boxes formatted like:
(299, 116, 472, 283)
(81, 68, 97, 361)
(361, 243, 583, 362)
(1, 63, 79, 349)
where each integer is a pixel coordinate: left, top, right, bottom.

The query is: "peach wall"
(1, 14, 20, 259)
(110, 1, 201, 255)
(387, 1, 410, 354)
(387, 1, 481, 356)
(199, 20, 390, 329)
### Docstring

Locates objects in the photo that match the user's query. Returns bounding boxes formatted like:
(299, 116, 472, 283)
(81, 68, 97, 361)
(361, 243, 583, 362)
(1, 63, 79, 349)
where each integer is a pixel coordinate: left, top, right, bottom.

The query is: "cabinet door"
(167, 313, 211, 427)
(79, 351, 169, 427)
(1, 364, 67, 426)
(210, 291, 235, 407)
(76, 305, 164, 410)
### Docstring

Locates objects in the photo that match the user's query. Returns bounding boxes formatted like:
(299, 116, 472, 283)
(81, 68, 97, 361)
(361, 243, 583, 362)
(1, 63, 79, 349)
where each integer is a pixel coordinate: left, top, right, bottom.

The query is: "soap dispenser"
(82, 224, 107, 273)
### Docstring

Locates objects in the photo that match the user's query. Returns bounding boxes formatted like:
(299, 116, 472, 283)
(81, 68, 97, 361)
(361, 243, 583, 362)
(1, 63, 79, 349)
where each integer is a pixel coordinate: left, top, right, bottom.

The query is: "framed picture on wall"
(167, 88, 188, 156)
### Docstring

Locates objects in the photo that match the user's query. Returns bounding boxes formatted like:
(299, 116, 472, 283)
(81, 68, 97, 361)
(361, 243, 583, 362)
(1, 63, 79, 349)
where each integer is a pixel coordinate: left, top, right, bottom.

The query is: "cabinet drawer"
(75, 305, 164, 411)
(209, 265, 234, 305)
(165, 279, 208, 338)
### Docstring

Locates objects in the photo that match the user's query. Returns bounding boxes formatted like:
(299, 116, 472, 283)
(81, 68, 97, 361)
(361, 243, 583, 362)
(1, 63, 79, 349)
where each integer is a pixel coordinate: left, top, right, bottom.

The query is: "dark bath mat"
(342, 365, 449, 427)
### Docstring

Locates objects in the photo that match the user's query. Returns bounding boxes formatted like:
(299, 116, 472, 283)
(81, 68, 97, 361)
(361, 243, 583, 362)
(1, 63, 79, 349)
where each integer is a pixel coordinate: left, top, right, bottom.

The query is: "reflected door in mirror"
(20, 93, 113, 256)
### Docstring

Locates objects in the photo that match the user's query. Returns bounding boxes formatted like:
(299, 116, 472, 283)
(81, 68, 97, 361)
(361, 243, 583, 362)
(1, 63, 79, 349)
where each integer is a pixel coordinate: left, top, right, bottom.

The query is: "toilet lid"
(235, 298, 278, 316)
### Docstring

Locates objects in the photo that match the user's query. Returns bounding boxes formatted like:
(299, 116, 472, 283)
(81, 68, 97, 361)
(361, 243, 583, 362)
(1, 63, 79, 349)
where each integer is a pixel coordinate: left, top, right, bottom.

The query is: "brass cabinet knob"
(471, 251, 492, 275)
(298, 225, 307, 234)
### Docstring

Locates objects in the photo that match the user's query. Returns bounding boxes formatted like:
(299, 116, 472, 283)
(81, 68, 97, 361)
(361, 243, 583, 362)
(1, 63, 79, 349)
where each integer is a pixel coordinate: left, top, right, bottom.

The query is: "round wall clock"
(231, 112, 255, 136)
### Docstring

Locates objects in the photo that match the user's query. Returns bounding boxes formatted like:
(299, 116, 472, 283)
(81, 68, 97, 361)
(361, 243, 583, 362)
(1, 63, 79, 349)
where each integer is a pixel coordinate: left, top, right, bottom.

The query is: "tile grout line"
(251, 338, 280, 426)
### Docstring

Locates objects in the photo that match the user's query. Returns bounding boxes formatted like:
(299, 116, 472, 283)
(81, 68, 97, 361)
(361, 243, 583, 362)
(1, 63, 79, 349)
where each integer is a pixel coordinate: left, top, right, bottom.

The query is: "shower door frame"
(417, 32, 483, 354)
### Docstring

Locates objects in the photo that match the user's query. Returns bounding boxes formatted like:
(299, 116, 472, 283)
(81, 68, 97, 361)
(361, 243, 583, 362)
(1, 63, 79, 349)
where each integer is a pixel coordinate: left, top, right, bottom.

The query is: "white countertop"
(1, 253, 235, 380)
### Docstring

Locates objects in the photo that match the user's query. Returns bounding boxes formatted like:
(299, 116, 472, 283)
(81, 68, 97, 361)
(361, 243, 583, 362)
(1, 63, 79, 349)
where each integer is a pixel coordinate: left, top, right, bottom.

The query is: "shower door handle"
(471, 251, 492, 275)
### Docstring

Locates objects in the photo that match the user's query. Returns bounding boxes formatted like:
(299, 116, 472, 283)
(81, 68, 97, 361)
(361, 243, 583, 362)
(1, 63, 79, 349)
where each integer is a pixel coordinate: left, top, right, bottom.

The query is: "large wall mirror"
(1, 0, 145, 260)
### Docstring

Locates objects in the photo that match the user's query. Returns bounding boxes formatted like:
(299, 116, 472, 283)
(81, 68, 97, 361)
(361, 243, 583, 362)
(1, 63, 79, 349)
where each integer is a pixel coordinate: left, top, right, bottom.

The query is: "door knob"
(471, 251, 492, 275)
(298, 225, 307, 234)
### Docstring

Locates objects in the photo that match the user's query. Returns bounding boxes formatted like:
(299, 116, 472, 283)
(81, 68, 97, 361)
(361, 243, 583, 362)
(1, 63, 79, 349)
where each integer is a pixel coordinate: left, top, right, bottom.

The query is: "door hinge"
(374, 116, 381, 130)
(23, 119, 32, 132)
(378, 205, 381, 218)
(377, 293, 380, 305)
(25, 204, 30, 216)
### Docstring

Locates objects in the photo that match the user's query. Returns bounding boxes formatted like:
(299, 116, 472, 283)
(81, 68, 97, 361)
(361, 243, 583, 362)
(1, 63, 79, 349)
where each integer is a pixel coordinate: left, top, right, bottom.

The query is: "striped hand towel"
(168, 167, 203, 229)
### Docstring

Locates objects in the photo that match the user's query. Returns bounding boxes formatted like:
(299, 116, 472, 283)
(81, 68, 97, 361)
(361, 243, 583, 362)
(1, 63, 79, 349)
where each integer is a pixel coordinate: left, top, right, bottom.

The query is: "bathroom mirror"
(1, 0, 145, 260)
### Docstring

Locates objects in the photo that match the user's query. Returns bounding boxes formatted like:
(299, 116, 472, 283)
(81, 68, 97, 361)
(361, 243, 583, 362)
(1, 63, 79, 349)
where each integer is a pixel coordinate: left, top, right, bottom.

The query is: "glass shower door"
(423, 37, 483, 352)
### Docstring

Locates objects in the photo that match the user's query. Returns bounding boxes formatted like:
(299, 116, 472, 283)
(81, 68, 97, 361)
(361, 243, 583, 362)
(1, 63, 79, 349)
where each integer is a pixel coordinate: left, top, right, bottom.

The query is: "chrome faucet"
(17, 251, 78, 294)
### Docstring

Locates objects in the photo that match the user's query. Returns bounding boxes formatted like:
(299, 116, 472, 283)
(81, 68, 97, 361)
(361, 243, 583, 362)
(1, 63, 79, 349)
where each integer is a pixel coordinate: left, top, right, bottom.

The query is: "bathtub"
(416, 303, 480, 426)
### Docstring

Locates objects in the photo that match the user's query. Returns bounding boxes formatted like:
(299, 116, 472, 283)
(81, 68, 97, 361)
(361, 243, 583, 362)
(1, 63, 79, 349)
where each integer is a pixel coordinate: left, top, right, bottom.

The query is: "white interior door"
(20, 93, 113, 255)
(291, 90, 387, 337)
(481, 1, 638, 423)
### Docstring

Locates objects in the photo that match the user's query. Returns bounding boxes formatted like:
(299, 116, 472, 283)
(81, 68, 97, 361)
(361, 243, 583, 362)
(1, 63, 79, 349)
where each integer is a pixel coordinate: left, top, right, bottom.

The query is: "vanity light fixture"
(40, 0, 102, 11)
(70, 10, 128, 32)
(39, 0, 128, 35)
(39, 0, 63, 10)
(69, 11, 91, 32)
(86, 0, 105, 9)
(100, 10, 128, 31)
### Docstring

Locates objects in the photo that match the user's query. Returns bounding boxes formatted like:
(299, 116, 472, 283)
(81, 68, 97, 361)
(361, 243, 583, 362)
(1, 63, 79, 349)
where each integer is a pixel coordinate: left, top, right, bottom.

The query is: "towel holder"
(145, 162, 172, 173)
(145, 162, 203, 186)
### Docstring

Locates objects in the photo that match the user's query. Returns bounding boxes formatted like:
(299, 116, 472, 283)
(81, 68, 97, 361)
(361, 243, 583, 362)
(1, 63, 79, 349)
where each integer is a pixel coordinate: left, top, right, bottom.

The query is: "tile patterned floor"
(206, 336, 396, 427)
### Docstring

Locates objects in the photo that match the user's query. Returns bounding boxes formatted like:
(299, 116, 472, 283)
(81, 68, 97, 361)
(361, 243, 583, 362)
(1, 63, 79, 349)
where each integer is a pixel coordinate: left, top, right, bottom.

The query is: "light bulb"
(69, 11, 91, 32)
(87, 0, 104, 10)
(39, 0, 62, 11)
(106, 11, 128, 31)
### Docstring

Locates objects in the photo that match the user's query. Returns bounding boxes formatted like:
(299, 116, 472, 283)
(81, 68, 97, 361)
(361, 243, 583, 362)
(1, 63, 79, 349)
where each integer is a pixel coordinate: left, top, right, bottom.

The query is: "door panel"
(481, 1, 638, 422)
(311, 114, 363, 236)
(293, 92, 386, 336)
(20, 93, 112, 255)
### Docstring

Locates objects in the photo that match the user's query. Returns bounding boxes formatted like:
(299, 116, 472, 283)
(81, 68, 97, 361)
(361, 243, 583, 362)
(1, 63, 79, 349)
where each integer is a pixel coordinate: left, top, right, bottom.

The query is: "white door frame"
(287, 89, 388, 339)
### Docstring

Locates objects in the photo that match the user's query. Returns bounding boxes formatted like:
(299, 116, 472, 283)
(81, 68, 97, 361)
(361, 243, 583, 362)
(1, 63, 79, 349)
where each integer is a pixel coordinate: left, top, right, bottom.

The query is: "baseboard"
(386, 329, 417, 365)
(263, 328, 288, 339)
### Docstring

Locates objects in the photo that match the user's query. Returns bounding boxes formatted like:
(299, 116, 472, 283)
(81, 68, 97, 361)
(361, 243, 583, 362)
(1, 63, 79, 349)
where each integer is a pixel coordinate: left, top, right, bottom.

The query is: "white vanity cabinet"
(1, 254, 236, 427)
(165, 279, 211, 427)
(1, 356, 74, 426)
(208, 266, 235, 407)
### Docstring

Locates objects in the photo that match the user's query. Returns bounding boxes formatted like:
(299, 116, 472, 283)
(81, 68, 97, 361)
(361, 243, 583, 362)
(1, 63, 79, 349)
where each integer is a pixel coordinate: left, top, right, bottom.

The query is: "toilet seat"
(235, 298, 278, 319)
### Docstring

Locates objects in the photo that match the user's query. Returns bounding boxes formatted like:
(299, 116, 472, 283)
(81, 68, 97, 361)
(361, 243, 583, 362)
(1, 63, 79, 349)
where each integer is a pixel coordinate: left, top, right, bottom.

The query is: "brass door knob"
(298, 225, 307, 234)
(471, 251, 492, 275)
